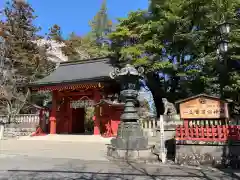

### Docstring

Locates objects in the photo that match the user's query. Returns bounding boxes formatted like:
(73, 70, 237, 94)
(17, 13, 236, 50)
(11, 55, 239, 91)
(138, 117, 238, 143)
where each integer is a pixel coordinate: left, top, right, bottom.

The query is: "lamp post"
(109, 63, 148, 150)
(0, 29, 4, 140)
(217, 22, 231, 98)
(218, 22, 230, 54)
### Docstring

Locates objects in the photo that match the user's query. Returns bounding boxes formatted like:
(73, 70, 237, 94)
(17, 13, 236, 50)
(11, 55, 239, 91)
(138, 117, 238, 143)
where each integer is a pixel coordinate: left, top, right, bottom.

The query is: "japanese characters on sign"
(187, 108, 224, 116)
(179, 97, 228, 119)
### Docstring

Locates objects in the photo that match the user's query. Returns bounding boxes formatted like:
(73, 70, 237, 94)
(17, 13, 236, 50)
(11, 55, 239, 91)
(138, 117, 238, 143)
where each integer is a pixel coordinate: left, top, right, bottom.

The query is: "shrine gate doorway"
(55, 94, 96, 135)
(71, 108, 85, 134)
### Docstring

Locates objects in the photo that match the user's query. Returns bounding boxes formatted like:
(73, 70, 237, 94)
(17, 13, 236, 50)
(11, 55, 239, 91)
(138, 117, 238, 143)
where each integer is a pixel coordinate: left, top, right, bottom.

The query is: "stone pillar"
(50, 90, 57, 134)
(159, 115, 166, 163)
(93, 90, 101, 135)
(0, 124, 4, 140)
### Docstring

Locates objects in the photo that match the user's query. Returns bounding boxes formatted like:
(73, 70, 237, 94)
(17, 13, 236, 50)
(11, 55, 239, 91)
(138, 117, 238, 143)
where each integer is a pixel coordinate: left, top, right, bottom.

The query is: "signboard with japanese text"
(70, 100, 94, 109)
(179, 96, 229, 119)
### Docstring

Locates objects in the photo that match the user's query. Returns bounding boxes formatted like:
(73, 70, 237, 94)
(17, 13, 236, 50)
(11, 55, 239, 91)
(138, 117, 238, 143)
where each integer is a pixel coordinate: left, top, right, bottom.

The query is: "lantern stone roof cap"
(175, 93, 227, 104)
(28, 57, 116, 87)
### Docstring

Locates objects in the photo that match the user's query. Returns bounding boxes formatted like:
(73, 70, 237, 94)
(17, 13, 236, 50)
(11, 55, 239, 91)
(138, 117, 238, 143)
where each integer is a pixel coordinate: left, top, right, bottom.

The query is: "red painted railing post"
(217, 125, 221, 141)
(180, 126, 183, 139)
(206, 126, 209, 140)
(195, 125, 199, 139)
(238, 126, 240, 141)
(201, 126, 204, 139)
(224, 125, 228, 141)
(212, 126, 215, 140)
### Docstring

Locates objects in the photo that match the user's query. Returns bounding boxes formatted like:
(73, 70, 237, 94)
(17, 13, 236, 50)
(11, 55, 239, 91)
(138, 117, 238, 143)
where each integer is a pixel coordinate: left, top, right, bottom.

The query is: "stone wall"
(175, 143, 240, 168)
(1, 114, 39, 138)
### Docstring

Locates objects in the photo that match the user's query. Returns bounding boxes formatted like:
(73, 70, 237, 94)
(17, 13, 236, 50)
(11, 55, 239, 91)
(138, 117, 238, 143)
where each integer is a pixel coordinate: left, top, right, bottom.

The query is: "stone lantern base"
(107, 145, 158, 163)
(107, 122, 159, 162)
(111, 121, 148, 150)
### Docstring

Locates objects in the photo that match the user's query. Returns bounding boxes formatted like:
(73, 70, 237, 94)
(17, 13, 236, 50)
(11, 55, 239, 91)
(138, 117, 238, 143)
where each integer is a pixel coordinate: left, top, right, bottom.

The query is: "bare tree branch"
(0, 1, 50, 124)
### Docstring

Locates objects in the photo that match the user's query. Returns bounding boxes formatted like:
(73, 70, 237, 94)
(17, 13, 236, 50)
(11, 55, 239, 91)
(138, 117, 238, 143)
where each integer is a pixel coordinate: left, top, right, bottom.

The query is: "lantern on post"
(217, 22, 231, 54)
(219, 22, 231, 35)
(216, 21, 231, 98)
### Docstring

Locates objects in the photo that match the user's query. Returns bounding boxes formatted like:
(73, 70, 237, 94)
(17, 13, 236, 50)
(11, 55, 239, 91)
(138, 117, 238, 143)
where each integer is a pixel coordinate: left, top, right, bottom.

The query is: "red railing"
(176, 125, 240, 142)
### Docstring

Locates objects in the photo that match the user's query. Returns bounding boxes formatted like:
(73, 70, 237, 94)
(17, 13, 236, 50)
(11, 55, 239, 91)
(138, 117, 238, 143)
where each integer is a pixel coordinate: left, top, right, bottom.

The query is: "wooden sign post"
(175, 94, 230, 142)
(179, 95, 229, 120)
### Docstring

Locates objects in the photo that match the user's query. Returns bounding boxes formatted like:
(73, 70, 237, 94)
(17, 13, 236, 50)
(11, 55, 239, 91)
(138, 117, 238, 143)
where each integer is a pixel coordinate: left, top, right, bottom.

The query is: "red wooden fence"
(175, 125, 240, 142)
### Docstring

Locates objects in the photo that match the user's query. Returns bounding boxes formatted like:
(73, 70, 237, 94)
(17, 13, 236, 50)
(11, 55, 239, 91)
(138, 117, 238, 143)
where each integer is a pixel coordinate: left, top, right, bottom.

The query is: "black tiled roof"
(29, 57, 115, 87)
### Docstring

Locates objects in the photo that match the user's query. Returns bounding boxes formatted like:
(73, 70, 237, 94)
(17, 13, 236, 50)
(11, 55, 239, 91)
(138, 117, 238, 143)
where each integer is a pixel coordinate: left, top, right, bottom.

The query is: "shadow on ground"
(5, 161, 240, 180)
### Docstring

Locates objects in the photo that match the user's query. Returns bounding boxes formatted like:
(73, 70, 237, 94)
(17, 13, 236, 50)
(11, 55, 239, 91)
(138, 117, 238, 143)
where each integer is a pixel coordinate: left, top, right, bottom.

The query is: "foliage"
(109, 0, 240, 115)
(61, 0, 112, 60)
(84, 107, 95, 133)
(138, 99, 150, 115)
(48, 24, 64, 42)
(0, 0, 50, 121)
(89, 0, 112, 40)
(62, 33, 109, 60)
(1, 0, 239, 119)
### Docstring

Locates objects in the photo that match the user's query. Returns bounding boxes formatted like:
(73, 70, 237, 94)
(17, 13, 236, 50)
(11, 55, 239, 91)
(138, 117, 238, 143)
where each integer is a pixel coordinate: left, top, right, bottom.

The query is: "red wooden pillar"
(67, 98, 72, 133)
(39, 109, 43, 130)
(93, 90, 101, 135)
(50, 90, 58, 134)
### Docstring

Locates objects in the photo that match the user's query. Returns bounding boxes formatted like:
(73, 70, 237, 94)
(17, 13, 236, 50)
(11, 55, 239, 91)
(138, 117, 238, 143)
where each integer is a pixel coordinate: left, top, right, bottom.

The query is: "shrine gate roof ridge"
(175, 93, 227, 104)
(28, 57, 116, 87)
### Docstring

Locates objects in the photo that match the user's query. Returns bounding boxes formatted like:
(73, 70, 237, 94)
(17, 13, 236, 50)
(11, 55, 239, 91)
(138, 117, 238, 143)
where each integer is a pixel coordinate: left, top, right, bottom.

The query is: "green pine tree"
(109, 0, 240, 115)
(89, 0, 112, 40)
(62, 0, 112, 60)
(48, 24, 64, 42)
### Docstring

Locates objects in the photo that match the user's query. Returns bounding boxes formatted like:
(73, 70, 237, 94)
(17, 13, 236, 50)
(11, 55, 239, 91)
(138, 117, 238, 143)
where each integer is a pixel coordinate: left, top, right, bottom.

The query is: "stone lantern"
(107, 63, 155, 161)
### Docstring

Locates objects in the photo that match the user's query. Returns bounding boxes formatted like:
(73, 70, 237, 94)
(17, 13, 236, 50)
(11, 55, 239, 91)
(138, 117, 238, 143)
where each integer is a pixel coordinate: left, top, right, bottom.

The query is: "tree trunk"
(169, 75, 180, 102)
(145, 72, 165, 118)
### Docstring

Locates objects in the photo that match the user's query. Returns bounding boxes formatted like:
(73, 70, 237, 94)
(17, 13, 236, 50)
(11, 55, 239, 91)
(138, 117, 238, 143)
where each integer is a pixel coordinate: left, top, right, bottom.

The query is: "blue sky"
(0, 0, 149, 38)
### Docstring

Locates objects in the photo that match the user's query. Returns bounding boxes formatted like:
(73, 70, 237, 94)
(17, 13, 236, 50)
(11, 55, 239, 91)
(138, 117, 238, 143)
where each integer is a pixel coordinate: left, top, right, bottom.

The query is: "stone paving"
(0, 139, 108, 161)
(0, 155, 239, 179)
(0, 140, 240, 179)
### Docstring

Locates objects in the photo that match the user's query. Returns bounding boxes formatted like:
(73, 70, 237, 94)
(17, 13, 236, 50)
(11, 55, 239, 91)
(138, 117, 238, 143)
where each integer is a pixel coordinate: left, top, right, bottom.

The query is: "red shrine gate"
(28, 58, 123, 137)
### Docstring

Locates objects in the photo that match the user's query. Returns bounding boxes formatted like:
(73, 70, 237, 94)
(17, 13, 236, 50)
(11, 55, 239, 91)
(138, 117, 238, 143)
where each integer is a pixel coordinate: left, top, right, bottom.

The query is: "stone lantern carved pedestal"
(107, 64, 157, 162)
